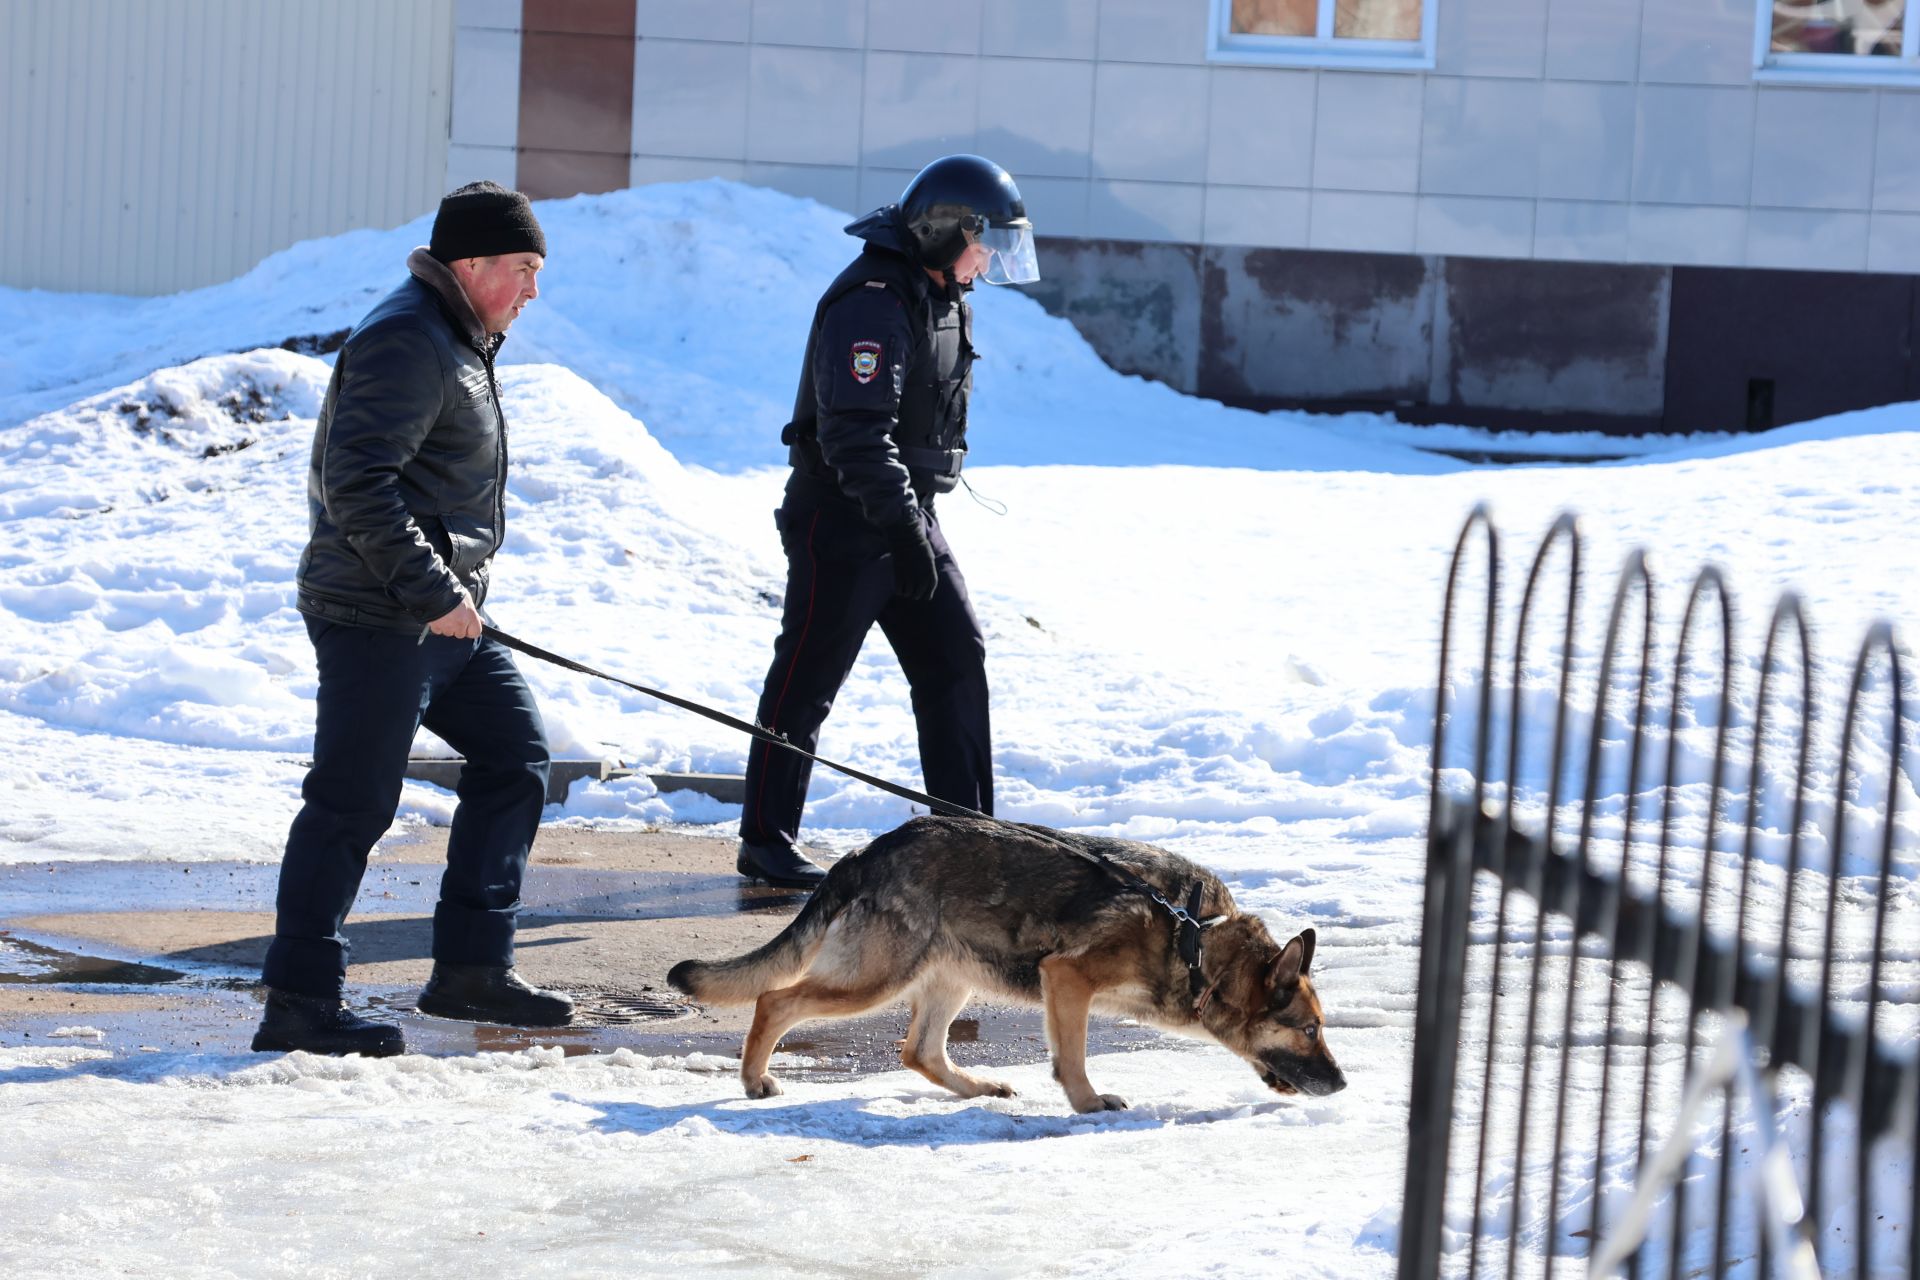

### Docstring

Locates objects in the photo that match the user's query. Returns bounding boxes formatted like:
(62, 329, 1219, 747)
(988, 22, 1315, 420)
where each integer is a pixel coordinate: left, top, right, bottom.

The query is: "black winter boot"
(415, 964, 574, 1027)
(735, 838, 828, 888)
(251, 989, 405, 1057)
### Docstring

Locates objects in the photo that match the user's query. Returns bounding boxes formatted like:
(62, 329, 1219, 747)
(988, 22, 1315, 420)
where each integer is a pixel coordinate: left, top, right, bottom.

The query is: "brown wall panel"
(1199, 246, 1434, 405)
(1909, 283, 1920, 404)
(521, 0, 636, 36)
(516, 147, 631, 199)
(519, 30, 635, 156)
(1436, 257, 1668, 422)
(516, 3, 634, 200)
(1664, 267, 1915, 433)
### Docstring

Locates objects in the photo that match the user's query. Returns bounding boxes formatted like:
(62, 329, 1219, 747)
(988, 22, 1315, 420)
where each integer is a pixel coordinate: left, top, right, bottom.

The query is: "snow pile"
(0, 351, 326, 751)
(0, 180, 1539, 474)
(0, 346, 1454, 863)
(2, 333, 1918, 879)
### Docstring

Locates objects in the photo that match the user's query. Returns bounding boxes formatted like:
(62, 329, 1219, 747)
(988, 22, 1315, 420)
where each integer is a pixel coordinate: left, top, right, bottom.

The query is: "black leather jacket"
(783, 209, 975, 529)
(295, 250, 508, 632)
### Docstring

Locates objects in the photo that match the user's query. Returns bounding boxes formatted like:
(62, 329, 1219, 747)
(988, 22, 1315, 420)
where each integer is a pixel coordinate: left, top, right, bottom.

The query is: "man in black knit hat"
(253, 181, 572, 1057)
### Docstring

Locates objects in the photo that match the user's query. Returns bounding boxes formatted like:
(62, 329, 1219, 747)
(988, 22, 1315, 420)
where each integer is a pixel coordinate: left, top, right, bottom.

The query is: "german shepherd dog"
(668, 816, 1346, 1113)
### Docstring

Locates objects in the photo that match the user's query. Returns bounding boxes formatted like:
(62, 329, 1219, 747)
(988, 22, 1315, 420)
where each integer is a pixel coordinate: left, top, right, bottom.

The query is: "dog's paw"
(964, 1077, 1016, 1099)
(743, 1073, 784, 1100)
(1073, 1092, 1129, 1113)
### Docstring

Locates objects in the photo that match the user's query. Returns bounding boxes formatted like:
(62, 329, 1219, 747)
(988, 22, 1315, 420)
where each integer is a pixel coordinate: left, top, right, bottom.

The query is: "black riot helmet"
(897, 154, 1040, 285)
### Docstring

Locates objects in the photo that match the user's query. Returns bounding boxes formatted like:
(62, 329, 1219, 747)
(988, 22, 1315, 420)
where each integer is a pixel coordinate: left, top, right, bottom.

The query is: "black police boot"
(736, 837, 828, 888)
(415, 964, 575, 1028)
(251, 989, 405, 1057)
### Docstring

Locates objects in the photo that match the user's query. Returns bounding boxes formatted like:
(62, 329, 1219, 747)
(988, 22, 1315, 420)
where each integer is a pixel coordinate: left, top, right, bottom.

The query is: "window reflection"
(1231, 0, 1317, 37)
(1336, 0, 1424, 40)
(1231, 0, 1424, 41)
(1771, 0, 1905, 55)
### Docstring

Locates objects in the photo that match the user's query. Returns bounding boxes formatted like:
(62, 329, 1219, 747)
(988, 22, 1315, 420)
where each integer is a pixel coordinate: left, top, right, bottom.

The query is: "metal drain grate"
(569, 987, 695, 1025)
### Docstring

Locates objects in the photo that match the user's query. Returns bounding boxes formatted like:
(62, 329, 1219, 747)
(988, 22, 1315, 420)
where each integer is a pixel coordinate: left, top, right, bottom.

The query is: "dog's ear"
(1267, 930, 1317, 991)
(1268, 934, 1305, 992)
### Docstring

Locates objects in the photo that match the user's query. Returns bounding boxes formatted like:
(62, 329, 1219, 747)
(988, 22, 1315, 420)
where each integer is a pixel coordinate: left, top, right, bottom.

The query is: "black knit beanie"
(429, 181, 547, 262)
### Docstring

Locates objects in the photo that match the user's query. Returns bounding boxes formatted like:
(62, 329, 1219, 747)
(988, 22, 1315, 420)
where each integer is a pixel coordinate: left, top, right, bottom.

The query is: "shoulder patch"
(850, 340, 882, 384)
(864, 280, 889, 288)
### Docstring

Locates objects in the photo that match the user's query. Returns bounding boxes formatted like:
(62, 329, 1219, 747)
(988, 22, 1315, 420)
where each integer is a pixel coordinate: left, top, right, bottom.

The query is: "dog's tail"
(666, 869, 851, 1005)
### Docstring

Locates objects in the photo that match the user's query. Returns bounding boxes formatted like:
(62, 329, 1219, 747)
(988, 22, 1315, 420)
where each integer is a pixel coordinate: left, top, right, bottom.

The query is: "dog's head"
(1206, 923, 1346, 1098)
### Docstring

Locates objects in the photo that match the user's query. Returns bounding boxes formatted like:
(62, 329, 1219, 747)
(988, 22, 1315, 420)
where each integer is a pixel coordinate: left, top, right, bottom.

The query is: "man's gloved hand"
(885, 512, 939, 601)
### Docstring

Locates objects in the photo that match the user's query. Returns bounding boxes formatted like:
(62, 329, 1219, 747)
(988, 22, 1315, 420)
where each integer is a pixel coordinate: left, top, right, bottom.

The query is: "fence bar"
(1398, 509, 1915, 1280)
(1724, 594, 1814, 1280)
(1396, 506, 1498, 1280)
(1553, 550, 1654, 1274)
(1460, 513, 1580, 1280)
(1666, 568, 1734, 1280)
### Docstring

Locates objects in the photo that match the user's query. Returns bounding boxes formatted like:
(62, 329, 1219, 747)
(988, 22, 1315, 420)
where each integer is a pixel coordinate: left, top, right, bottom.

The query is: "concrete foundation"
(1032, 235, 1920, 435)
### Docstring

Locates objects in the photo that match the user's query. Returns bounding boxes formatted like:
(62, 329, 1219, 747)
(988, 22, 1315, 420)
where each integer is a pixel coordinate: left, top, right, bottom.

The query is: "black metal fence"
(1398, 508, 1916, 1279)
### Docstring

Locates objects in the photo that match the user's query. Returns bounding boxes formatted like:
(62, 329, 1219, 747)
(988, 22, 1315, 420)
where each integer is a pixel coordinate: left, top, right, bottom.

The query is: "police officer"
(736, 155, 1042, 886)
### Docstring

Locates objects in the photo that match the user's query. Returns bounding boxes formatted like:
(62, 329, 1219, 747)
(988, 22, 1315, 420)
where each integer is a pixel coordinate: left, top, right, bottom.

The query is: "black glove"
(885, 513, 939, 602)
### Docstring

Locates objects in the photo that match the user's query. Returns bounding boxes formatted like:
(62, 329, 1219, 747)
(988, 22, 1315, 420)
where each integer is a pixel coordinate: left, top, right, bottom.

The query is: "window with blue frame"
(1207, 0, 1435, 69)
(1756, 0, 1920, 83)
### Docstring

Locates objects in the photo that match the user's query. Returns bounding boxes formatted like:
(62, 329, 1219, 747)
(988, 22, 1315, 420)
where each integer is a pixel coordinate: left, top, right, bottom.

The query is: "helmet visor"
(976, 223, 1040, 286)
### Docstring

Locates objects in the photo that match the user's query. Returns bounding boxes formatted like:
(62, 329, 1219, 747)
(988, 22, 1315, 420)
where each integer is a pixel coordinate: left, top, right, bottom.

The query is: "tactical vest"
(784, 247, 975, 496)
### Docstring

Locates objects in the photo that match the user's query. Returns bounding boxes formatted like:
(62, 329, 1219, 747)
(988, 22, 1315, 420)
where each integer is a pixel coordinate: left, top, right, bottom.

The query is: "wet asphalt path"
(0, 827, 1174, 1078)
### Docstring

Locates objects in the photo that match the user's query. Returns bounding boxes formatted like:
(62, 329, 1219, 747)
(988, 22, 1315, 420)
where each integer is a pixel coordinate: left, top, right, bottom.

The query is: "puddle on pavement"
(0, 933, 186, 986)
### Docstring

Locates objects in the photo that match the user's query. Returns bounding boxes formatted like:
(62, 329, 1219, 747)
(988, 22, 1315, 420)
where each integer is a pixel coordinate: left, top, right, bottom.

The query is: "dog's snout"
(1297, 1056, 1347, 1097)
(1299, 1070, 1345, 1097)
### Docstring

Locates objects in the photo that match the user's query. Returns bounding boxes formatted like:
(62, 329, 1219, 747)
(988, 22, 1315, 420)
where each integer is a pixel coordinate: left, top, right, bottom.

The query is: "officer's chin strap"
(959, 475, 1007, 516)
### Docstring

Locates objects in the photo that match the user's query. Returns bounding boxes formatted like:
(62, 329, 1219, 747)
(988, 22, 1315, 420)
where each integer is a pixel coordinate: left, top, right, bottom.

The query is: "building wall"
(0, 0, 454, 295)
(6, 0, 1916, 434)
(451, 0, 1920, 276)
(441, 0, 1920, 433)
(1039, 239, 1920, 434)
(1038, 245, 1677, 427)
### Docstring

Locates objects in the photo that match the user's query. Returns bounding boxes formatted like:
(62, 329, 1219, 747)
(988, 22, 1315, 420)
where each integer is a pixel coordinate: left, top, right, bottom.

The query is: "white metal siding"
(0, 0, 454, 296)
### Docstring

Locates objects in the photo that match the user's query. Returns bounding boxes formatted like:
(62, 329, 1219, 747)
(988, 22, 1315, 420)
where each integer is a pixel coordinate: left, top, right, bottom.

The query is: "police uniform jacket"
(784, 210, 976, 530)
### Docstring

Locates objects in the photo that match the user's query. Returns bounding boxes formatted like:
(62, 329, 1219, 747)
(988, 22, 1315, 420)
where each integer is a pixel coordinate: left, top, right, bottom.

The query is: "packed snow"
(1, 181, 1916, 1276)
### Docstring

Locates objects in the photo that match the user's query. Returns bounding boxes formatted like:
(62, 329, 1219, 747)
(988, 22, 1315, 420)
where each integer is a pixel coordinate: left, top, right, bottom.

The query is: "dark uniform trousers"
(261, 616, 551, 998)
(741, 500, 993, 845)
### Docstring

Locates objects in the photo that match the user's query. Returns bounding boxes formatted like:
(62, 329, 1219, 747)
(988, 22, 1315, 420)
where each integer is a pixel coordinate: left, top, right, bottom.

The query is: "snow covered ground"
(1, 182, 1916, 1276)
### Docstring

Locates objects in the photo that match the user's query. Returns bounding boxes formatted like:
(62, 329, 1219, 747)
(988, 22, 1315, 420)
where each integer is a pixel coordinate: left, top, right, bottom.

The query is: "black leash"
(484, 624, 1228, 1001)
(483, 624, 990, 822)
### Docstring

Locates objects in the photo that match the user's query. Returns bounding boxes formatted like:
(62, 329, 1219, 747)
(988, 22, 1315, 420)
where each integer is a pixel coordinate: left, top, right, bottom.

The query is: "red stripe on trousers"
(750, 509, 821, 833)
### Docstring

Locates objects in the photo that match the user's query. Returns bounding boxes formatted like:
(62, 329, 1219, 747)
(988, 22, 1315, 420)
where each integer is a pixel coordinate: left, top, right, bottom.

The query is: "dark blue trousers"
(740, 501, 992, 846)
(262, 617, 551, 998)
